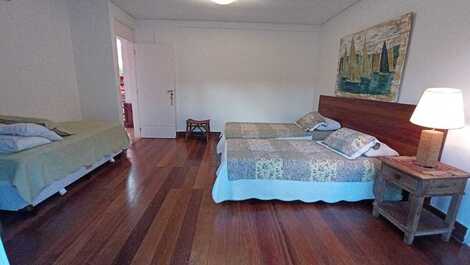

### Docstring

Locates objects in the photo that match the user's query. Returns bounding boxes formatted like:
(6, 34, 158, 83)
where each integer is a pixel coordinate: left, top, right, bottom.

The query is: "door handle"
(167, 90, 174, 106)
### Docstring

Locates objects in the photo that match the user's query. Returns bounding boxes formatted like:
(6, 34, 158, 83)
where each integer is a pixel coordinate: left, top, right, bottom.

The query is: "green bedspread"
(0, 121, 129, 204)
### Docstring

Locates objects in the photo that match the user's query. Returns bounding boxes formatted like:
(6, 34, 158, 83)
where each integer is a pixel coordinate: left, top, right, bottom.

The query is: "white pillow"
(0, 135, 51, 153)
(0, 123, 62, 141)
(317, 117, 341, 131)
(364, 141, 399, 157)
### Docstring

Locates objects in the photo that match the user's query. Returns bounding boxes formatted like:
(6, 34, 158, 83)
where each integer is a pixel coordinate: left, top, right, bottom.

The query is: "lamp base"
(416, 129, 444, 168)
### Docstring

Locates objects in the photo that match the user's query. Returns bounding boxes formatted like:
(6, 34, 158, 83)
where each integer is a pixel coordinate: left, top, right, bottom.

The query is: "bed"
(213, 138, 388, 203)
(212, 95, 445, 203)
(217, 122, 332, 154)
(0, 121, 129, 211)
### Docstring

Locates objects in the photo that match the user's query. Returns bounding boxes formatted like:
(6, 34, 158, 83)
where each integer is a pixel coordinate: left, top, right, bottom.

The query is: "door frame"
(111, 19, 141, 138)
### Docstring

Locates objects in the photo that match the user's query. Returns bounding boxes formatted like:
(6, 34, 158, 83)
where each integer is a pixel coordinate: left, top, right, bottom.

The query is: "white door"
(135, 43, 176, 138)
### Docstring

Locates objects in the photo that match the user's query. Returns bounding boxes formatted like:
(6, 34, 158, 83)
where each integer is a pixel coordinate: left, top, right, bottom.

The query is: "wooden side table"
(373, 156, 470, 245)
(185, 119, 210, 141)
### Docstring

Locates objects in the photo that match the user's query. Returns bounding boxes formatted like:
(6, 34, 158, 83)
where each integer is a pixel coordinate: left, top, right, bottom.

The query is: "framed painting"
(335, 13, 413, 102)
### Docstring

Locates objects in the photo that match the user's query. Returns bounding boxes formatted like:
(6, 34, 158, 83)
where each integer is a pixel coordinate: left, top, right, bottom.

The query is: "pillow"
(311, 130, 334, 141)
(295, 112, 326, 131)
(319, 128, 377, 159)
(0, 135, 51, 153)
(0, 115, 73, 136)
(317, 117, 341, 131)
(364, 141, 399, 157)
(0, 123, 62, 141)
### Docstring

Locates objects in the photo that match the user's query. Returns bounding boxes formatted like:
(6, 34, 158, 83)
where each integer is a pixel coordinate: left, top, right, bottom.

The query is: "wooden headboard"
(318, 95, 447, 157)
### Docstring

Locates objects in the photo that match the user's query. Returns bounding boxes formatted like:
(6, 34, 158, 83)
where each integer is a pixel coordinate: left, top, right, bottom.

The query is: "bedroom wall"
(67, 0, 121, 122)
(316, 0, 470, 244)
(0, 0, 82, 122)
(135, 21, 319, 131)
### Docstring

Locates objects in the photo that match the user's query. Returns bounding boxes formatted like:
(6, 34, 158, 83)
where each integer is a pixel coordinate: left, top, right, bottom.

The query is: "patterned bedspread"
(224, 122, 311, 139)
(226, 139, 379, 182)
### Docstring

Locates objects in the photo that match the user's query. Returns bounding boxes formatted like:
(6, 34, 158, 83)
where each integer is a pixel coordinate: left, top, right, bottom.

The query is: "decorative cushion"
(0, 123, 62, 141)
(0, 135, 51, 153)
(319, 128, 377, 159)
(0, 115, 73, 136)
(295, 112, 326, 131)
(317, 117, 341, 131)
(364, 141, 399, 157)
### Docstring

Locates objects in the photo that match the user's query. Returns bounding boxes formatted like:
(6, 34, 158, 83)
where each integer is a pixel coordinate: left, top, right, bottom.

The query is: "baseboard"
(424, 204, 468, 242)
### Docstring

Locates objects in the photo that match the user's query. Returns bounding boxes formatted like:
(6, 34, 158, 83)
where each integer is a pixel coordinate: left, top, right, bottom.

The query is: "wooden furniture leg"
(185, 121, 190, 140)
(372, 172, 385, 217)
(205, 123, 210, 142)
(404, 195, 425, 244)
(441, 194, 463, 241)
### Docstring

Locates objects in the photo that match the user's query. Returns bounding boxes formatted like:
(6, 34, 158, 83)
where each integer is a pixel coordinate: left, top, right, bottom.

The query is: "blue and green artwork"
(336, 13, 413, 102)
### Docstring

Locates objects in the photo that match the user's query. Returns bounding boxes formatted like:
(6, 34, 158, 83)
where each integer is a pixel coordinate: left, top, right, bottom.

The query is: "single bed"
(0, 121, 129, 211)
(217, 122, 332, 154)
(212, 95, 446, 203)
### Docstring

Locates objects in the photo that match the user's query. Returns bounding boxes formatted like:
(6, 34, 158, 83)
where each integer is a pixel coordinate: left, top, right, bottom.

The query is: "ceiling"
(111, 0, 360, 25)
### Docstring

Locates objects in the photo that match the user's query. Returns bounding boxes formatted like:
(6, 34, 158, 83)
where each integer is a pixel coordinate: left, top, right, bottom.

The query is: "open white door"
(135, 43, 176, 138)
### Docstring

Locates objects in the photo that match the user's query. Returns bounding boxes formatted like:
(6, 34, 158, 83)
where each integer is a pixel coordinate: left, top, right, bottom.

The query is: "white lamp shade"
(410, 88, 465, 129)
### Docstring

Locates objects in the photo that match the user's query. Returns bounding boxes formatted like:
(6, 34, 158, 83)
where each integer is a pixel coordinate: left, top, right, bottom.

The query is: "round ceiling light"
(211, 0, 237, 5)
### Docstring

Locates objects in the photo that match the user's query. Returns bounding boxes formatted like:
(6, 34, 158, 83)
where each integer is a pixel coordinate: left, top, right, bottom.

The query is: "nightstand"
(373, 156, 470, 245)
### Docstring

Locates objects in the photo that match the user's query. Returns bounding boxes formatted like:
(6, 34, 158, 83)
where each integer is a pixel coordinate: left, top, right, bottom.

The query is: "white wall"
(109, 1, 136, 41)
(316, 0, 470, 244)
(136, 21, 320, 131)
(0, 0, 81, 122)
(67, 0, 121, 122)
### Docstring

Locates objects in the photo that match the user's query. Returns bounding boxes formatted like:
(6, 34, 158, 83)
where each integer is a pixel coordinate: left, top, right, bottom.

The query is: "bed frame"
(318, 95, 447, 157)
(0, 151, 124, 212)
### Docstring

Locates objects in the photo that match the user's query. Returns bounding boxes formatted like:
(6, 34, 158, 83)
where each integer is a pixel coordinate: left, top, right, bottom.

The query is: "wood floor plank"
(52, 167, 172, 265)
(169, 189, 204, 265)
(327, 204, 435, 265)
(95, 167, 185, 265)
(193, 163, 216, 189)
(130, 189, 182, 265)
(273, 203, 349, 265)
(299, 204, 371, 265)
(188, 190, 220, 265)
(2, 136, 470, 265)
(251, 202, 294, 265)
(150, 189, 193, 265)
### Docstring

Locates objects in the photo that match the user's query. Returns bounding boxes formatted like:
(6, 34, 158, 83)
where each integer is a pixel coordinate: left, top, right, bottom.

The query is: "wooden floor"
(2, 136, 470, 265)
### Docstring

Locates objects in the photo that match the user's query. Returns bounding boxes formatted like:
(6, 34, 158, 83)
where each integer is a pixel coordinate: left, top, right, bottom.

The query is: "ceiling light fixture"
(211, 0, 237, 5)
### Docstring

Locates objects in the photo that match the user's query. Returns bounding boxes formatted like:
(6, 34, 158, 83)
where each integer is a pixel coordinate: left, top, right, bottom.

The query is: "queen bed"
(0, 120, 129, 211)
(212, 95, 441, 203)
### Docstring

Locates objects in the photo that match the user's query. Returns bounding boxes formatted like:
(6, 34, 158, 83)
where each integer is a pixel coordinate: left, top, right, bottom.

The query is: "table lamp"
(410, 88, 465, 168)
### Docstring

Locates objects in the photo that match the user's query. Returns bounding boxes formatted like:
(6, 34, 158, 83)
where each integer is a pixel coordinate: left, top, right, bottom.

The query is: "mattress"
(0, 121, 129, 204)
(226, 139, 379, 182)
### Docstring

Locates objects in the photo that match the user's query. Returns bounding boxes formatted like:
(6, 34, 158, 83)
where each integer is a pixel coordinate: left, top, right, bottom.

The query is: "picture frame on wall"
(335, 12, 414, 102)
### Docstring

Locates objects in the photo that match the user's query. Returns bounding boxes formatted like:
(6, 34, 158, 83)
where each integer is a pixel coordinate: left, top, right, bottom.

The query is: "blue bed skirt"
(212, 160, 379, 203)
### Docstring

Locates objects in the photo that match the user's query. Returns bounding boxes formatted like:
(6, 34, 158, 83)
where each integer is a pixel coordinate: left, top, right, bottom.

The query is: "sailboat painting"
(336, 13, 413, 102)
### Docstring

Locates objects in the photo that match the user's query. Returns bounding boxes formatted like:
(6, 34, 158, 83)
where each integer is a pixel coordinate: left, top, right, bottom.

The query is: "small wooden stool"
(186, 119, 210, 141)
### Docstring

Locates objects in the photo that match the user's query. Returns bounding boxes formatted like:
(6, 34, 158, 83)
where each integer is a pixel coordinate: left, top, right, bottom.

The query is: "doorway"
(115, 36, 140, 141)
